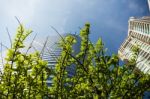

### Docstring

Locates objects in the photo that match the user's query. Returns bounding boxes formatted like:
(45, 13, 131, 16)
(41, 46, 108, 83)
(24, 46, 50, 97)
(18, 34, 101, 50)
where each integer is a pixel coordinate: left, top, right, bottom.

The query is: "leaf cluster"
(0, 23, 149, 99)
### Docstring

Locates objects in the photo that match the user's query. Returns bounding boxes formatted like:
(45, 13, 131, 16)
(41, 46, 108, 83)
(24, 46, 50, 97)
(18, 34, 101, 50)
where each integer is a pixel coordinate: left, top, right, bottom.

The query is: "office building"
(118, 16, 150, 74)
(31, 34, 80, 86)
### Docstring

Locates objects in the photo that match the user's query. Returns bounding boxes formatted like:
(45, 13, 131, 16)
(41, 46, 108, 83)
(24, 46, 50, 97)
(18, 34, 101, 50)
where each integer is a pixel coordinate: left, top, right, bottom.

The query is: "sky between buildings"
(0, 0, 149, 54)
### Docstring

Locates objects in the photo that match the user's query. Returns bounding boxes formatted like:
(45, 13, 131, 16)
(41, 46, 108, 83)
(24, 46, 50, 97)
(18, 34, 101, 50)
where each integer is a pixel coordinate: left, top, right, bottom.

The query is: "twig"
(15, 16, 21, 25)
(40, 36, 49, 58)
(0, 42, 4, 72)
(1, 43, 9, 50)
(25, 34, 37, 55)
(6, 28, 12, 48)
(50, 26, 66, 44)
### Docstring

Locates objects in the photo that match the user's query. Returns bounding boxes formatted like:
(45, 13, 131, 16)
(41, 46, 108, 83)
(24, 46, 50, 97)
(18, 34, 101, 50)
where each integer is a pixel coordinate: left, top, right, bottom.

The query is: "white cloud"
(0, 0, 40, 23)
(0, 0, 147, 49)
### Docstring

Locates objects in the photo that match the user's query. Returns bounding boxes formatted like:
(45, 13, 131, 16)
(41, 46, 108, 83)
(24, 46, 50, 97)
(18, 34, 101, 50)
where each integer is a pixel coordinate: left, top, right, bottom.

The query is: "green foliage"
(51, 23, 150, 99)
(0, 23, 149, 99)
(0, 24, 49, 99)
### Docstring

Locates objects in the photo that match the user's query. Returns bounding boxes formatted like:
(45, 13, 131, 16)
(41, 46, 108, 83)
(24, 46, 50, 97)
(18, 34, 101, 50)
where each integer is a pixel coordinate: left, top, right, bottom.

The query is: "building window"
(148, 24, 150, 34)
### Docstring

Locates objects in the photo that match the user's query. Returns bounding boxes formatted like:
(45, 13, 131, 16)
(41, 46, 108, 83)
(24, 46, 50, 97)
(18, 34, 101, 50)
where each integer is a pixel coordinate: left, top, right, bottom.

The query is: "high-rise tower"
(118, 16, 150, 74)
(31, 34, 81, 86)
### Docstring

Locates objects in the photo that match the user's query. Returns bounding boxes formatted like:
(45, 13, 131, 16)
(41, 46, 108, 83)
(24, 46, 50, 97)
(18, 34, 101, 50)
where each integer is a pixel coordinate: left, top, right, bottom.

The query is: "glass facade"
(32, 34, 81, 86)
(0, 34, 81, 86)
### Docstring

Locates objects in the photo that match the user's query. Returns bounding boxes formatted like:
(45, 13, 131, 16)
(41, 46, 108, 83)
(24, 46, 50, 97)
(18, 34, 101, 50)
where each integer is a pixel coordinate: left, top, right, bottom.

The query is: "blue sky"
(0, 0, 149, 53)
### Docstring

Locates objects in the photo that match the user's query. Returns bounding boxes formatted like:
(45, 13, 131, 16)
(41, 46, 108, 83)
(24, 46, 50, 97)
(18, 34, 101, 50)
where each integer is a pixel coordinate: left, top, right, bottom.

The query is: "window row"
(129, 32, 150, 44)
(129, 21, 150, 35)
(120, 38, 150, 62)
(130, 38, 150, 53)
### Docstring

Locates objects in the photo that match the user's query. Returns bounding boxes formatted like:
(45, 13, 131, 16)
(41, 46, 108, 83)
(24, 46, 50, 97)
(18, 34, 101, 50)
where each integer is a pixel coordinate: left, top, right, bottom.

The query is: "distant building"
(0, 34, 81, 86)
(31, 34, 81, 86)
(118, 16, 150, 74)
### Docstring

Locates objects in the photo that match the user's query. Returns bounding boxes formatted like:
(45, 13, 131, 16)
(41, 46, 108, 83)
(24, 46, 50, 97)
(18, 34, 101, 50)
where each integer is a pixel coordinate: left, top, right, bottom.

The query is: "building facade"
(118, 16, 150, 74)
(0, 34, 80, 86)
(32, 34, 80, 86)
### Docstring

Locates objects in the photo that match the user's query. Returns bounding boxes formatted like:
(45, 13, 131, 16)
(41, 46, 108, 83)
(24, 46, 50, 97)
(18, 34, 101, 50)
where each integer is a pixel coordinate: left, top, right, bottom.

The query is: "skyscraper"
(118, 16, 150, 74)
(0, 34, 80, 86)
(31, 34, 81, 86)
